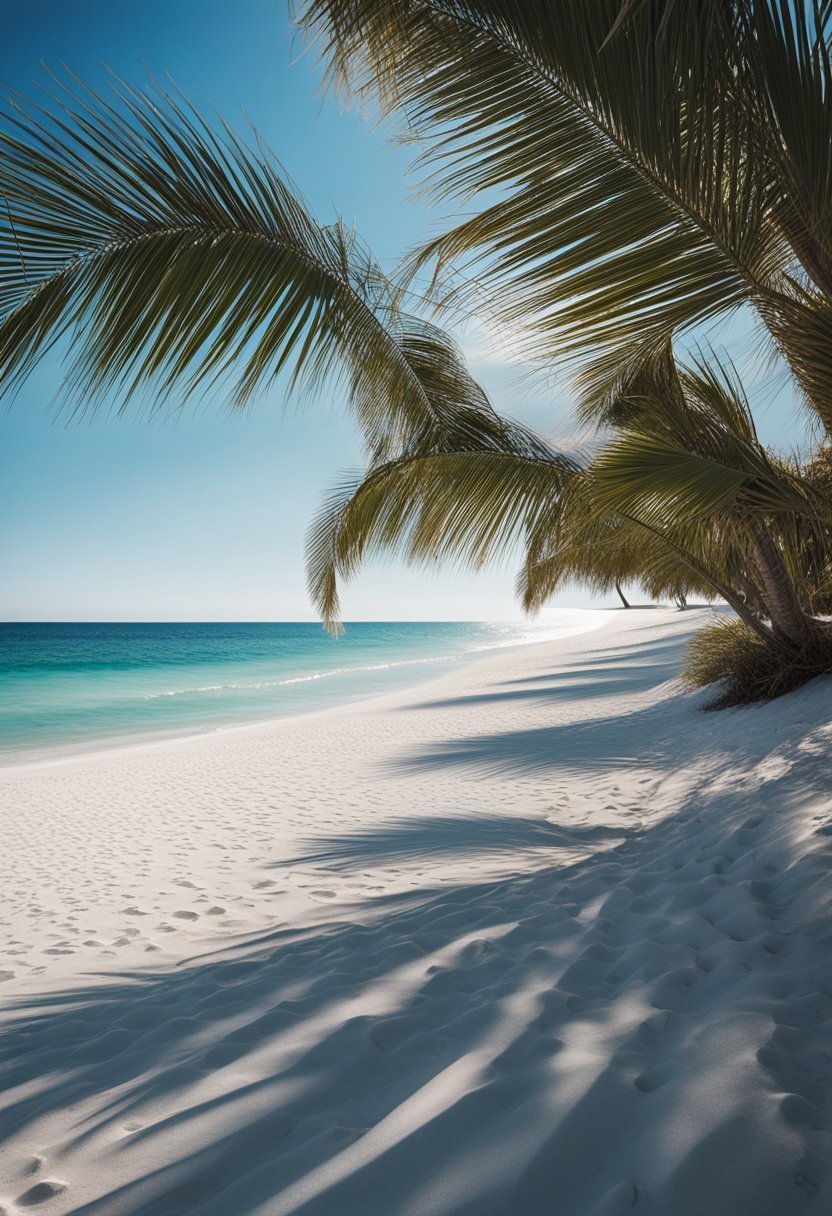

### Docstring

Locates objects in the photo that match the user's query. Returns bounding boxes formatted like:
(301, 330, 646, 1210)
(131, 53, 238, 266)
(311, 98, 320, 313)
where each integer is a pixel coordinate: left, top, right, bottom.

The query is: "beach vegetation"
(2, 2, 832, 703)
(307, 340, 832, 703)
(298, 0, 832, 702)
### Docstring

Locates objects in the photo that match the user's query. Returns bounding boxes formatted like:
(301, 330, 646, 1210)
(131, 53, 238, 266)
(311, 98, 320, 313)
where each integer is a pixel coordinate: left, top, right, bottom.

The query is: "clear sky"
(0, 0, 809, 622)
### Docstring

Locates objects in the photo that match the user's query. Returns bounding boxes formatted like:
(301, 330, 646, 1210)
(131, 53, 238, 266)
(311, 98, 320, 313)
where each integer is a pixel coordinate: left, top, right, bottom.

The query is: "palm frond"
(592, 351, 825, 526)
(299, 1, 792, 403)
(0, 69, 481, 455)
(299, 0, 832, 429)
(306, 423, 579, 630)
(748, 1, 832, 298)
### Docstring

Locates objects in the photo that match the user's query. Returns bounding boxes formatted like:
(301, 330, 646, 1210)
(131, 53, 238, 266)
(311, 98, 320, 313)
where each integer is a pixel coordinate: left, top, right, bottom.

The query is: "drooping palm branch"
(309, 341, 832, 646)
(0, 71, 502, 458)
(298, 0, 832, 429)
(307, 401, 577, 629)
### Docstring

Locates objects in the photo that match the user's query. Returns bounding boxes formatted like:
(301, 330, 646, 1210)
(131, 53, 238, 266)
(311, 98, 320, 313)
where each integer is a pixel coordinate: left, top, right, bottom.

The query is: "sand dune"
(2, 608, 832, 1214)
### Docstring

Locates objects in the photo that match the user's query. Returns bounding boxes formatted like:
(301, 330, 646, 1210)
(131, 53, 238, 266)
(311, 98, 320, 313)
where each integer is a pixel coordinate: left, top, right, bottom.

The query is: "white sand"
(1, 607, 831, 1215)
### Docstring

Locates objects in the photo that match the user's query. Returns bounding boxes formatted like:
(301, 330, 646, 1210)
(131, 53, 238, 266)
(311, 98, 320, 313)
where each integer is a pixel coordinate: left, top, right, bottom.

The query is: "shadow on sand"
(2, 624, 832, 1215)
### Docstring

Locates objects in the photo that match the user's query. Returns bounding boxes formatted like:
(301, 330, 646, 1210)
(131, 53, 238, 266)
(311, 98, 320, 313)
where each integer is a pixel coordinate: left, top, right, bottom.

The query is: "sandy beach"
(2, 607, 832, 1214)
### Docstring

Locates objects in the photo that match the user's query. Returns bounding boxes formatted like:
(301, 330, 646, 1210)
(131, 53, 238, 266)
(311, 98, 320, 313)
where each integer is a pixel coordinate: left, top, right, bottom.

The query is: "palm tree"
(2, 4, 832, 700)
(516, 493, 708, 613)
(298, 0, 832, 432)
(293, 0, 832, 693)
(305, 338, 832, 710)
(0, 73, 504, 460)
(307, 342, 832, 701)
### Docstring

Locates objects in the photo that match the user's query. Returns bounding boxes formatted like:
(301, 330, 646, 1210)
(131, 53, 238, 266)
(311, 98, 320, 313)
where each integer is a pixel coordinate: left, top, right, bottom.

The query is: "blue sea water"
(0, 615, 602, 760)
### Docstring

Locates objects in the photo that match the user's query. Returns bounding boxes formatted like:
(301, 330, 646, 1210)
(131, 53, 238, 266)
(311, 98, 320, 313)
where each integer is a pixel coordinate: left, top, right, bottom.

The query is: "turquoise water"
(0, 615, 601, 759)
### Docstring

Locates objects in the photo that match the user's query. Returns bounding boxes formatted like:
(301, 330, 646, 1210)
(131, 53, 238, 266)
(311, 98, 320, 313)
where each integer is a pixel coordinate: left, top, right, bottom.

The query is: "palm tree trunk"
(615, 580, 630, 608)
(618, 509, 779, 644)
(748, 523, 816, 646)
(735, 570, 768, 621)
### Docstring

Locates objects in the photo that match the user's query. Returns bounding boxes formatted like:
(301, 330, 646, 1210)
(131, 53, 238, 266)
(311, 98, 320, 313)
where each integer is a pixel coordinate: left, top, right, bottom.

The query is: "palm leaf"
(299, 0, 832, 428)
(0, 70, 483, 455)
(307, 424, 579, 630)
(300, 5, 779, 375)
(592, 350, 825, 525)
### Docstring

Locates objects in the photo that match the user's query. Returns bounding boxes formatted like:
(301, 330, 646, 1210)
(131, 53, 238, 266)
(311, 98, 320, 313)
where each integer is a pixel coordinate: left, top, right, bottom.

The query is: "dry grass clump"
(683, 618, 832, 708)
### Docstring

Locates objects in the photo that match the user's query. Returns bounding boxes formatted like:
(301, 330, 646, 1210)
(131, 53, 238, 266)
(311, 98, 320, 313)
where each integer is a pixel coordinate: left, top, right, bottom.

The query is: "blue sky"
(0, 0, 809, 621)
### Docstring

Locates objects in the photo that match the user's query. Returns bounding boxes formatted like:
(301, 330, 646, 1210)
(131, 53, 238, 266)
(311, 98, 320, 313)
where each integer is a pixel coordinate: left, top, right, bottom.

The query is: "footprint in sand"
(588, 1181, 640, 1214)
(16, 1180, 68, 1207)
(633, 1062, 674, 1092)
(172, 910, 199, 921)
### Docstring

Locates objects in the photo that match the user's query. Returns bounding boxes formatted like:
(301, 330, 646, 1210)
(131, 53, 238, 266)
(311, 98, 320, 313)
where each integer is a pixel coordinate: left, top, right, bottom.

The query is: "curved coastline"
(0, 610, 613, 771)
(3, 605, 829, 1215)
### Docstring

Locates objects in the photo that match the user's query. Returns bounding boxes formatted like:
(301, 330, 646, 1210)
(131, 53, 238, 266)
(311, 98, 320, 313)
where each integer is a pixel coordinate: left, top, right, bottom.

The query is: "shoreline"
(4, 605, 831, 1215)
(0, 610, 615, 772)
(3, 605, 713, 995)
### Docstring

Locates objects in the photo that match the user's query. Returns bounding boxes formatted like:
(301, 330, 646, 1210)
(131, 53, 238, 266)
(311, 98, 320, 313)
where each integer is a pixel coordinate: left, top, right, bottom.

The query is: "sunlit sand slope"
(2, 607, 831, 1215)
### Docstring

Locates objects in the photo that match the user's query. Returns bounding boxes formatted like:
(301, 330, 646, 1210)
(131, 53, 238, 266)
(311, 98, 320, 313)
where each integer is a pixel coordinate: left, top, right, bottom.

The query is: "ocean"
(0, 614, 604, 760)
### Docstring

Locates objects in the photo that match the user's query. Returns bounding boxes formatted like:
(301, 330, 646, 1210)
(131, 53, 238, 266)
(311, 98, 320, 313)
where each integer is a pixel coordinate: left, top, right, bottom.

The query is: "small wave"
(141, 614, 605, 701)
(143, 654, 456, 699)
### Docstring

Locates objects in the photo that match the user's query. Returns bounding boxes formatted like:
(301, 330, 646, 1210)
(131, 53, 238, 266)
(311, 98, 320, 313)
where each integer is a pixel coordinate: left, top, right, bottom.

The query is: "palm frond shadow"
(392, 705, 692, 779)
(389, 635, 708, 778)
(404, 635, 687, 713)
(283, 813, 635, 871)
(2, 680, 832, 1213)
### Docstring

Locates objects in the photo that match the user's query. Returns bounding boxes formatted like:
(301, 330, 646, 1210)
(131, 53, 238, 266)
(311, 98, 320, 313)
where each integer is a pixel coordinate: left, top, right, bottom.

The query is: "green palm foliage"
(2, 4, 832, 703)
(0, 72, 498, 458)
(307, 416, 578, 630)
(293, 0, 832, 699)
(305, 318, 568, 628)
(309, 341, 832, 701)
(516, 493, 711, 614)
(299, 0, 832, 428)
